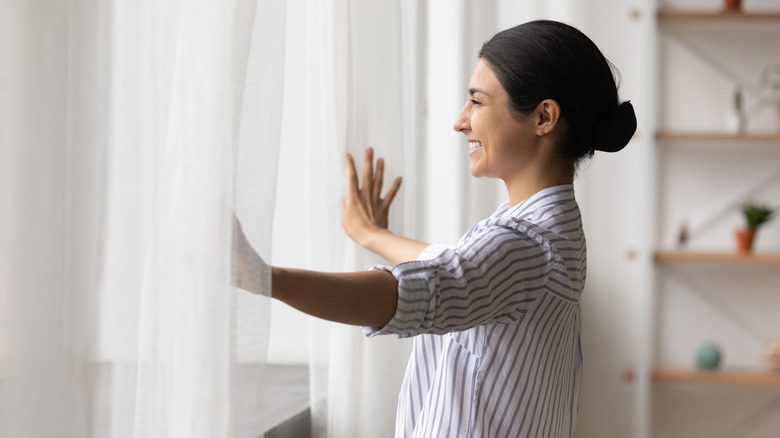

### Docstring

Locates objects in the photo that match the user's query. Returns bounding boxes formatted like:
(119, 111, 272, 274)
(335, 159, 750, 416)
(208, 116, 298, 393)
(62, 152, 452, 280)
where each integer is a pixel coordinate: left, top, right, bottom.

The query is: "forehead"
(468, 59, 504, 96)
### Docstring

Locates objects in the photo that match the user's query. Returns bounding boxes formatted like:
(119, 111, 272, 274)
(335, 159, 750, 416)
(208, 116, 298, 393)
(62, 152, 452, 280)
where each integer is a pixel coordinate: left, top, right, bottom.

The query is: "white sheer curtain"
(0, 0, 285, 437)
(294, 1, 426, 436)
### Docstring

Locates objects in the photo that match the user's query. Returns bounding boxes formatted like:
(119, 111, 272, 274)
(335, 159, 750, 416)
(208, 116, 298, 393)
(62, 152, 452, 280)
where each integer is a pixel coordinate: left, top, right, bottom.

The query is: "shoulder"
(452, 218, 557, 272)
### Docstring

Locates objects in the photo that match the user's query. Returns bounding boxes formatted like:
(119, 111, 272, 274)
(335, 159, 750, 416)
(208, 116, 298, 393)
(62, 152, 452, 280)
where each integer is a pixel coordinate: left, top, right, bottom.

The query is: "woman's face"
(453, 59, 538, 181)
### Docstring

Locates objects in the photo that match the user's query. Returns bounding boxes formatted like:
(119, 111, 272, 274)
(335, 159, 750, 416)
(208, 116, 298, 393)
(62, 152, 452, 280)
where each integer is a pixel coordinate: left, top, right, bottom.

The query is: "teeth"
(469, 141, 482, 150)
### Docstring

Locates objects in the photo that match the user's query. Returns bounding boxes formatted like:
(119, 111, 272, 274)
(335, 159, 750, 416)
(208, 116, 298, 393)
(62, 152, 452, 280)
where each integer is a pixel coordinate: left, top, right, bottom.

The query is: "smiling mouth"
(469, 141, 483, 150)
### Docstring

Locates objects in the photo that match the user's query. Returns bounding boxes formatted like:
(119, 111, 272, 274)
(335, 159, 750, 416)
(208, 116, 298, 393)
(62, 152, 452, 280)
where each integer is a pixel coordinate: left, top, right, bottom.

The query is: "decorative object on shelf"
(763, 338, 780, 371)
(735, 201, 775, 253)
(726, 88, 746, 134)
(696, 342, 723, 371)
(757, 64, 780, 133)
(723, 0, 742, 12)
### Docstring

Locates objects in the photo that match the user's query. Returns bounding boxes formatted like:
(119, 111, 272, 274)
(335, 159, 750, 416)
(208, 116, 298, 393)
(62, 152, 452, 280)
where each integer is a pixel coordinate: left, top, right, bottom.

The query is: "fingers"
(382, 176, 402, 209)
(361, 148, 374, 197)
(373, 158, 384, 200)
(348, 147, 399, 208)
(345, 153, 359, 197)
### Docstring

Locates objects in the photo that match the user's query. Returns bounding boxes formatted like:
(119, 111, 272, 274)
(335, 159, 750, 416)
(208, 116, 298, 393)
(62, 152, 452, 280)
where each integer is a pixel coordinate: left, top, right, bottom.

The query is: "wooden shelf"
(656, 131, 780, 142)
(624, 367, 780, 386)
(658, 10, 780, 21)
(654, 250, 780, 265)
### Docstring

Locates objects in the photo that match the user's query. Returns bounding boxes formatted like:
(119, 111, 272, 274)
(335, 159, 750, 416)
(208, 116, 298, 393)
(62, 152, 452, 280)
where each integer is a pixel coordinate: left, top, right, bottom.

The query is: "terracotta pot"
(723, 0, 742, 11)
(735, 228, 756, 253)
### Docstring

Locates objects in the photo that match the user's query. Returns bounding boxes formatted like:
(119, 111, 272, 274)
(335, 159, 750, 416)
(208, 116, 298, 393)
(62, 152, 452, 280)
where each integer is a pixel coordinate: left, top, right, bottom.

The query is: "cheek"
(470, 111, 490, 136)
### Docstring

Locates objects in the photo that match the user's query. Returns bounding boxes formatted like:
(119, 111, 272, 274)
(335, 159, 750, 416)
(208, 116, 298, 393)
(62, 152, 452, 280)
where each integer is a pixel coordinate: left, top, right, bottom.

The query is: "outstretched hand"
(232, 214, 271, 296)
(341, 148, 402, 247)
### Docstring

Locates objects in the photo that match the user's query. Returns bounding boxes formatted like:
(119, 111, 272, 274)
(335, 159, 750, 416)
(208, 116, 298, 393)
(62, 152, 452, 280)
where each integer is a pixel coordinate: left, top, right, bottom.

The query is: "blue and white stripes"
(364, 185, 585, 437)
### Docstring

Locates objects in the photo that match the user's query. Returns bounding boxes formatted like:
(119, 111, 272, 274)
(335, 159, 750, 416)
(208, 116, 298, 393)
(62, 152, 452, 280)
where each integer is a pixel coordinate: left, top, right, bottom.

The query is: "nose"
(452, 102, 470, 133)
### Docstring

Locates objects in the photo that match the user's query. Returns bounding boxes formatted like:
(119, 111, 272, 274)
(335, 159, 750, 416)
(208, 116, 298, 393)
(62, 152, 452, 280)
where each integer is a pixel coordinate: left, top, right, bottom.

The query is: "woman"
(234, 20, 636, 437)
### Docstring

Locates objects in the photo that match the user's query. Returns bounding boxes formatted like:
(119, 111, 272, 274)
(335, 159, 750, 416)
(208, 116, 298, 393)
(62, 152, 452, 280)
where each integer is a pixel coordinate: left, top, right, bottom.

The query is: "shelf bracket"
(663, 267, 771, 342)
(714, 393, 780, 438)
(661, 25, 760, 96)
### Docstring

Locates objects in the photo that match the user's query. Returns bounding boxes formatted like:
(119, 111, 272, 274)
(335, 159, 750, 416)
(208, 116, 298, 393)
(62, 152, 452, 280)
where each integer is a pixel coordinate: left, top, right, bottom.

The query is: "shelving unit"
(634, 2, 780, 437)
(625, 367, 780, 386)
(658, 10, 780, 21)
(656, 131, 780, 142)
(654, 251, 780, 265)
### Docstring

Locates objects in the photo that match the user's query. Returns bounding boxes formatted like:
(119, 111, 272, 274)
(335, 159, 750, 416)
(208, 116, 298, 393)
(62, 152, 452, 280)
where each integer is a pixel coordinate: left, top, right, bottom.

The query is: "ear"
(533, 99, 561, 136)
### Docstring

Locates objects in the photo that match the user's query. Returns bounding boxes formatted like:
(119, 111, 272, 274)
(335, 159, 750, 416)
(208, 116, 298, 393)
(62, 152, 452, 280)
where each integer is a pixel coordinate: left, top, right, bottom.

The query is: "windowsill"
(254, 364, 310, 438)
(0, 362, 311, 438)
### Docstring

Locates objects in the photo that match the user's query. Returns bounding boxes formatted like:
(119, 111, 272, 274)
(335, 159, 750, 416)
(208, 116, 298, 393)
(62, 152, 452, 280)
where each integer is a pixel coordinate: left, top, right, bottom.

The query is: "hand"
(341, 148, 402, 247)
(231, 214, 271, 296)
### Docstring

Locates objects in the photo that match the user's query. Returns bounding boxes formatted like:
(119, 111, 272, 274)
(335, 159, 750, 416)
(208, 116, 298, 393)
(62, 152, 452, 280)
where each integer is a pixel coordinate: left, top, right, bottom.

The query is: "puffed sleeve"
(363, 222, 560, 338)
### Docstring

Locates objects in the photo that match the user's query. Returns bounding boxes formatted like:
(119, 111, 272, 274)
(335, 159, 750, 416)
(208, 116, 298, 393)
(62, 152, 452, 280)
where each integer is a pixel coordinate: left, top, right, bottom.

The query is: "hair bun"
(592, 101, 637, 153)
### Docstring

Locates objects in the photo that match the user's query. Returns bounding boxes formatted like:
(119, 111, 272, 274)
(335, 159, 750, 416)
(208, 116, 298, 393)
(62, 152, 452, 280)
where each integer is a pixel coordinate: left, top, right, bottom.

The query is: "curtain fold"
(0, 0, 285, 436)
(1, 1, 427, 436)
(299, 1, 426, 436)
(1, 2, 110, 435)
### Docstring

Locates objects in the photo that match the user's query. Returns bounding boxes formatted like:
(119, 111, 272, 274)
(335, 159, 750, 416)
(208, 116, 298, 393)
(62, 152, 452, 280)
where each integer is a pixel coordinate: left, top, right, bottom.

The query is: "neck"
(501, 132, 574, 208)
(504, 166, 572, 208)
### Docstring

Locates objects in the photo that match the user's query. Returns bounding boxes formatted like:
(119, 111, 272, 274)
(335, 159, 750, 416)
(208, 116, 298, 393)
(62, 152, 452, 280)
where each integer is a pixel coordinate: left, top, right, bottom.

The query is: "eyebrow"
(469, 87, 490, 97)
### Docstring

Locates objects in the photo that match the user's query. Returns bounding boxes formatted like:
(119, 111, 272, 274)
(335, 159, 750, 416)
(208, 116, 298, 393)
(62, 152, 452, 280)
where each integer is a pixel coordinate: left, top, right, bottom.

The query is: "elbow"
(371, 270, 398, 327)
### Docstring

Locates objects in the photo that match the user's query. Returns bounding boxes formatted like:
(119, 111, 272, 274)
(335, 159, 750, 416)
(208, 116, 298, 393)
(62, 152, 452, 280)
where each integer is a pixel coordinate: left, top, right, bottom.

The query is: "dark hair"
(478, 20, 636, 169)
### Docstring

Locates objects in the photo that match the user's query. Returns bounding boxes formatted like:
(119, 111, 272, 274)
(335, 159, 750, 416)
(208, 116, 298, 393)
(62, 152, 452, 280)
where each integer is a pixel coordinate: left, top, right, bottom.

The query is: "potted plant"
(736, 201, 774, 253)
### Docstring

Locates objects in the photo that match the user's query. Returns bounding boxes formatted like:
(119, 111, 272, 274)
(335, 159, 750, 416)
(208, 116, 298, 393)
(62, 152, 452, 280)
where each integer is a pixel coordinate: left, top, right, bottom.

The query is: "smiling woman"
(234, 19, 636, 438)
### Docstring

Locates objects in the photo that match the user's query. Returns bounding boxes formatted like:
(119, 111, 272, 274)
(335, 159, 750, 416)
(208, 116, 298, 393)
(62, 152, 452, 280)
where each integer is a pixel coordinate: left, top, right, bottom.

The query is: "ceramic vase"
(696, 343, 722, 371)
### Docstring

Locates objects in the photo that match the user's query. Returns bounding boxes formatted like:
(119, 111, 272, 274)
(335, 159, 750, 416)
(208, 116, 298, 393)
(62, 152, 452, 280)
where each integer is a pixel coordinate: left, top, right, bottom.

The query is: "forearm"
(361, 229, 429, 266)
(272, 266, 398, 328)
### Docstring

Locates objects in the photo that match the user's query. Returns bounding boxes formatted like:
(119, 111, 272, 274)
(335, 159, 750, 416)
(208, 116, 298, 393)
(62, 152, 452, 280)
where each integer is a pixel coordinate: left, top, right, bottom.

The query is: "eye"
(470, 99, 482, 106)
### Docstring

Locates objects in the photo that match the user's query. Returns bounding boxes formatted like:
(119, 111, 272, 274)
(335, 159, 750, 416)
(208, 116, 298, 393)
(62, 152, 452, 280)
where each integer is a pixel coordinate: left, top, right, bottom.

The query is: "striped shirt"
(364, 185, 585, 437)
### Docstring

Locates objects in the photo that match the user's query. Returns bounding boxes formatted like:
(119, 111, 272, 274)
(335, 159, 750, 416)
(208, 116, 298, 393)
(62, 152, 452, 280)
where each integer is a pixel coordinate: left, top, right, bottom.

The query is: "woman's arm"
(232, 216, 398, 327)
(341, 148, 429, 265)
(355, 229, 429, 266)
(232, 148, 423, 327)
(272, 267, 397, 327)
